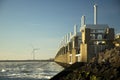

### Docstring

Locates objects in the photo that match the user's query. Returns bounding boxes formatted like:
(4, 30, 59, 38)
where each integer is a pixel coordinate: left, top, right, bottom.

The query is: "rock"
(50, 47, 120, 80)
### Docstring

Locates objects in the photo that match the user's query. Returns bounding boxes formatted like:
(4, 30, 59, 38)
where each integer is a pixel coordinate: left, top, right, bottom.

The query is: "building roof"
(80, 24, 109, 31)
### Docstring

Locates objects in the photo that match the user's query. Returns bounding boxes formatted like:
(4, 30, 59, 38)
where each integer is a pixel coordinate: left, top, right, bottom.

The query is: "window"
(97, 29, 104, 33)
(90, 34, 95, 39)
(97, 34, 102, 39)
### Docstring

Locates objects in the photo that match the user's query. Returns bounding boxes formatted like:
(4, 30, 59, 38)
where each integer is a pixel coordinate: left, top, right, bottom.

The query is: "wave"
(0, 62, 63, 80)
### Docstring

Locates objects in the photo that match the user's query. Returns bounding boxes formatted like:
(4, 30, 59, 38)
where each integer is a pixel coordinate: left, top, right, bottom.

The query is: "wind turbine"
(31, 45, 40, 60)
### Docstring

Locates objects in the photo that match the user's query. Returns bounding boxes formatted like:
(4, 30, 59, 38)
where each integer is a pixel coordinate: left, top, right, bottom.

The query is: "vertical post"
(81, 15, 85, 26)
(74, 24, 77, 35)
(70, 32, 72, 39)
(66, 35, 67, 44)
(94, 4, 97, 25)
(67, 33, 70, 43)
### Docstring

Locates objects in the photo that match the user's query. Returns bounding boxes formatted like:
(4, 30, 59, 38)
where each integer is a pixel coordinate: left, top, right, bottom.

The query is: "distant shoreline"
(0, 59, 54, 62)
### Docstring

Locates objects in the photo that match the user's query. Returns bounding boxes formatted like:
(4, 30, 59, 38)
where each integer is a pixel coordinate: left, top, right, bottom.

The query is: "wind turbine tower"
(31, 46, 40, 60)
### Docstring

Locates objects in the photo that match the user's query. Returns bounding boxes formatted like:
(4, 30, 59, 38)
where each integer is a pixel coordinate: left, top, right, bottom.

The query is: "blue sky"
(0, 0, 120, 60)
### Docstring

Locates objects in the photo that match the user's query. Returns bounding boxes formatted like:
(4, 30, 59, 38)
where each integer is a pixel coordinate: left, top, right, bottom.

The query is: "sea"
(0, 61, 63, 80)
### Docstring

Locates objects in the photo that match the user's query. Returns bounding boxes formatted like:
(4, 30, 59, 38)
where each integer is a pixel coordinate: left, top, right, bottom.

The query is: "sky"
(0, 0, 120, 60)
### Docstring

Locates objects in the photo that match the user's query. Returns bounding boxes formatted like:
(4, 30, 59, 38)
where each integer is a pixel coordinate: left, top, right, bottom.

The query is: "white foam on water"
(44, 75, 52, 79)
(0, 62, 63, 79)
(1, 69, 6, 72)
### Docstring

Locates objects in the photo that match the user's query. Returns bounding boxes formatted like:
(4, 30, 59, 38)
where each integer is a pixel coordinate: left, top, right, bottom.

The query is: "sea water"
(0, 61, 63, 80)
